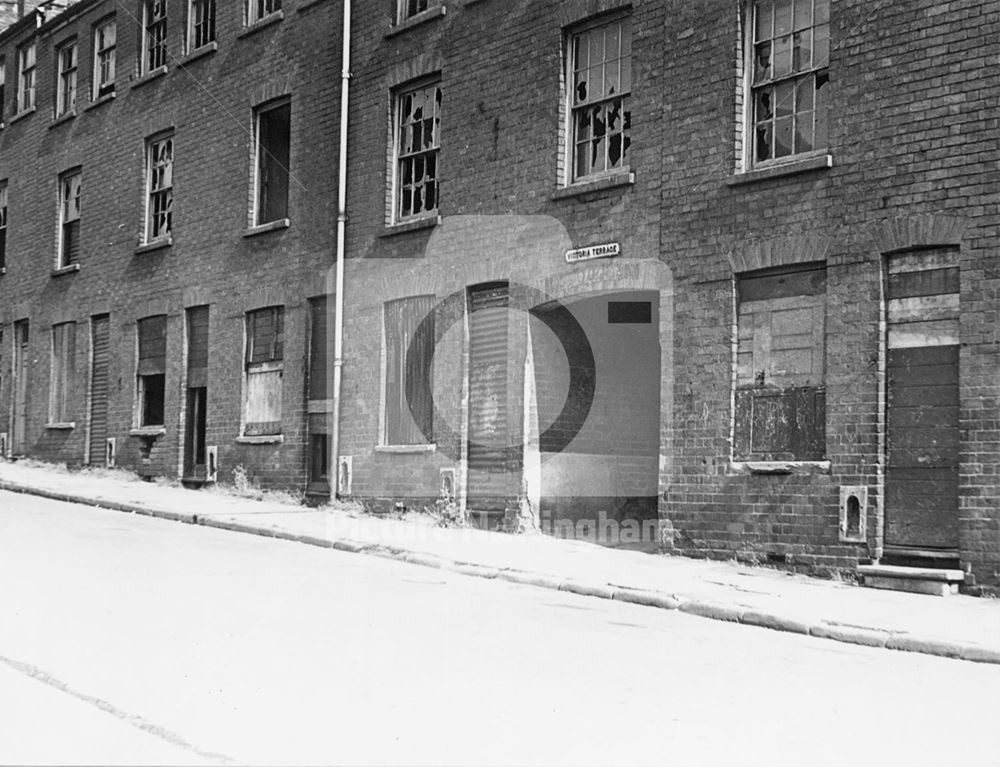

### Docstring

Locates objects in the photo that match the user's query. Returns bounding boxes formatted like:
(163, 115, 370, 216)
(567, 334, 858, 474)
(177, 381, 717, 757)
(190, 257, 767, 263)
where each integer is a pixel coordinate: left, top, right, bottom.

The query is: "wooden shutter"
(186, 306, 209, 388)
(309, 297, 329, 401)
(137, 315, 167, 376)
(385, 295, 434, 445)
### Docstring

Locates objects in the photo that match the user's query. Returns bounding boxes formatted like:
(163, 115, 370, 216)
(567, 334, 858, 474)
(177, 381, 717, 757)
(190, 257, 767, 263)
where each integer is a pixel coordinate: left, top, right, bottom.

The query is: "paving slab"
(2, 460, 999, 664)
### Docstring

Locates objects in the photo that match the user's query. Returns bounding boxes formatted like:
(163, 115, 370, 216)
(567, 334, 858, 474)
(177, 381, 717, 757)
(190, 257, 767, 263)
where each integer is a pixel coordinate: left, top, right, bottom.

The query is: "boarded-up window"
(49, 322, 76, 424)
(244, 306, 283, 436)
(186, 305, 209, 387)
(384, 296, 434, 445)
(308, 296, 330, 401)
(735, 264, 826, 461)
(137, 315, 167, 427)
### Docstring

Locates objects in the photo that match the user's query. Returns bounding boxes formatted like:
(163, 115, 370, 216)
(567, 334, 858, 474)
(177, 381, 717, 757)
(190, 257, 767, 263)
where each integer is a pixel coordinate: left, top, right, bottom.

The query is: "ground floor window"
(384, 295, 435, 445)
(734, 263, 826, 461)
(244, 306, 284, 436)
(136, 315, 167, 427)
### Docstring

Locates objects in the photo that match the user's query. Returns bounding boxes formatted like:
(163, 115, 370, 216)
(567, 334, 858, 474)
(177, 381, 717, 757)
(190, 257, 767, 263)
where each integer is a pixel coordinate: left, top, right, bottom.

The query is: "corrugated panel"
(88, 315, 110, 464)
(467, 284, 510, 510)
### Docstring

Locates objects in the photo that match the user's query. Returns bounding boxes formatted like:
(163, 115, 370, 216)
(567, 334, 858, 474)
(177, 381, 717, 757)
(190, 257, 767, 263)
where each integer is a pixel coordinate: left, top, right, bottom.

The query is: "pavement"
(2, 459, 999, 665)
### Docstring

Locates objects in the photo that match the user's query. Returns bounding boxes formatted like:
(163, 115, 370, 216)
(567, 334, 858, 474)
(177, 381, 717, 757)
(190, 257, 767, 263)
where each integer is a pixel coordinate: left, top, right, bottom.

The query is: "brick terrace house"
(0, 0, 340, 491)
(1, 0, 998, 592)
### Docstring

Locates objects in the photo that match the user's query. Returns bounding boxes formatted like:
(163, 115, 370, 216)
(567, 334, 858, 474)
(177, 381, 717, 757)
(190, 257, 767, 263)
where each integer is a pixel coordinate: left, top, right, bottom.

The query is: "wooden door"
(88, 315, 110, 465)
(884, 251, 960, 552)
(12, 320, 28, 455)
(466, 284, 510, 520)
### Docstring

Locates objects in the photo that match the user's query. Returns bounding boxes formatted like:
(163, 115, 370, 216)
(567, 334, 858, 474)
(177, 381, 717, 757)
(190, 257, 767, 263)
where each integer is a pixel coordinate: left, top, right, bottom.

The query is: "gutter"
(329, 0, 351, 497)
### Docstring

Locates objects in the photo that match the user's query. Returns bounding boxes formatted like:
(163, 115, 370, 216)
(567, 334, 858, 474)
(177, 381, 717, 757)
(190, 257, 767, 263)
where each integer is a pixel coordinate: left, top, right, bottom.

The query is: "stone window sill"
(297, 0, 328, 11)
(85, 92, 115, 111)
(374, 444, 437, 454)
(726, 153, 833, 186)
(237, 434, 285, 445)
(9, 106, 36, 125)
(379, 214, 440, 238)
(730, 460, 831, 476)
(179, 42, 217, 65)
(130, 427, 166, 437)
(51, 264, 81, 277)
(131, 66, 168, 90)
(45, 422, 76, 430)
(244, 219, 290, 237)
(552, 171, 634, 200)
(49, 111, 76, 129)
(386, 5, 446, 37)
(135, 237, 172, 255)
(238, 11, 284, 38)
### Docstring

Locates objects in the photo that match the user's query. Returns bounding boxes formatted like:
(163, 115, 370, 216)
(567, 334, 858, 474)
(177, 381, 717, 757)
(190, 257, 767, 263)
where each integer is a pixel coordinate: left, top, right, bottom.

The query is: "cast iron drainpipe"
(329, 0, 351, 498)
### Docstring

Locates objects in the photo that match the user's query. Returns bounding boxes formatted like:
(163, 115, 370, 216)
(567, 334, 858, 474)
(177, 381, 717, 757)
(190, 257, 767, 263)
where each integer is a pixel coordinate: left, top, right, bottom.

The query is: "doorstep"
(857, 564, 965, 597)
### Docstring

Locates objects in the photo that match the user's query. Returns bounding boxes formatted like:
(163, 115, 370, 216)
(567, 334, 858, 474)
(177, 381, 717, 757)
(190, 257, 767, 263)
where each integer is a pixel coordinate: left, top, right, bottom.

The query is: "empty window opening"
(254, 99, 291, 225)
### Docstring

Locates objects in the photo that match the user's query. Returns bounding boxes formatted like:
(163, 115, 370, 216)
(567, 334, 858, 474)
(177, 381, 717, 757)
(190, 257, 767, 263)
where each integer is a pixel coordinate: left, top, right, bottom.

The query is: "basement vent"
(338, 455, 352, 496)
(105, 437, 116, 468)
(440, 467, 455, 501)
(839, 486, 867, 543)
(0, 433, 7, 458)
(206, 446, 218, 483)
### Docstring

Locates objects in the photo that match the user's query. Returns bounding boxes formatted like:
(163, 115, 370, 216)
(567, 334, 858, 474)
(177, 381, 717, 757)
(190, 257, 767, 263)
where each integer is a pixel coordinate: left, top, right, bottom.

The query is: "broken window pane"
(749, 0, 829, 163)
(395, 81, 441, 221)
(569, 16, 631, 181)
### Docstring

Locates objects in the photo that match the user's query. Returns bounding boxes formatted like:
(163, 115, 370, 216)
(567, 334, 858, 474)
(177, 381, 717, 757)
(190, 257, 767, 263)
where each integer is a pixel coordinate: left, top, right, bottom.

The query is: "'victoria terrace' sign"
(565, 242, 620, 264)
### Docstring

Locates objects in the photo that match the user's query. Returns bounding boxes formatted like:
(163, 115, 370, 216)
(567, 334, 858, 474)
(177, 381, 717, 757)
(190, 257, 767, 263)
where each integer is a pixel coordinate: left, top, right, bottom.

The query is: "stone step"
(857, 564, 965, 597)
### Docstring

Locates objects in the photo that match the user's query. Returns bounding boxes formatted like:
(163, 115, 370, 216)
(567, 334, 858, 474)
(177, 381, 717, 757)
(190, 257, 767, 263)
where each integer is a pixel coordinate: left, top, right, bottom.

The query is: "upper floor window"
(55, 40, 78, 118)
(253, 99, 291, 226)
(141, 0, 168, 74)
(0, 181, 7, 272)
(16, 41, 35, 113)
(247, 0, 281, 25)
(567, 15, 631, 182)
(0, 57, 6, 124)
(392, 79, 441, 222)
(397, 0, 433, 23)
(145, 133, 173, 242)
(188, 0, 216, 50)
(748, 0, 830, 165)
(58, 170, 82, 269)
(92, 18, 116, 99)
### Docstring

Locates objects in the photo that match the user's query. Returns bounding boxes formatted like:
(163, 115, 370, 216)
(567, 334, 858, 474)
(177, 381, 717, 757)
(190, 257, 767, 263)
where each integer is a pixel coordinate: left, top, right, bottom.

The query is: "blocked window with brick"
(244, 306, 284, 437)
(734, 264, 826, 461)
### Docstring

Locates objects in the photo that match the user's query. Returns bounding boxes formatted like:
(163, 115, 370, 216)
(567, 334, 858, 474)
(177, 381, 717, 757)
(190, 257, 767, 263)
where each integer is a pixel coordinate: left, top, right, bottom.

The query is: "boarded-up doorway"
(884, 250, 960, 555)
(87, 315, 110, 465)
(12, 320, 29, 455)
(466, 283, 510, 527)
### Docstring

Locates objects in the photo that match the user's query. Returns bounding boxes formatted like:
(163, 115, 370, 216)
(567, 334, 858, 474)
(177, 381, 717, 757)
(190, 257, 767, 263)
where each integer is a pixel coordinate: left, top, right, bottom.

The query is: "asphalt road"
(2, 490, 998, 766)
